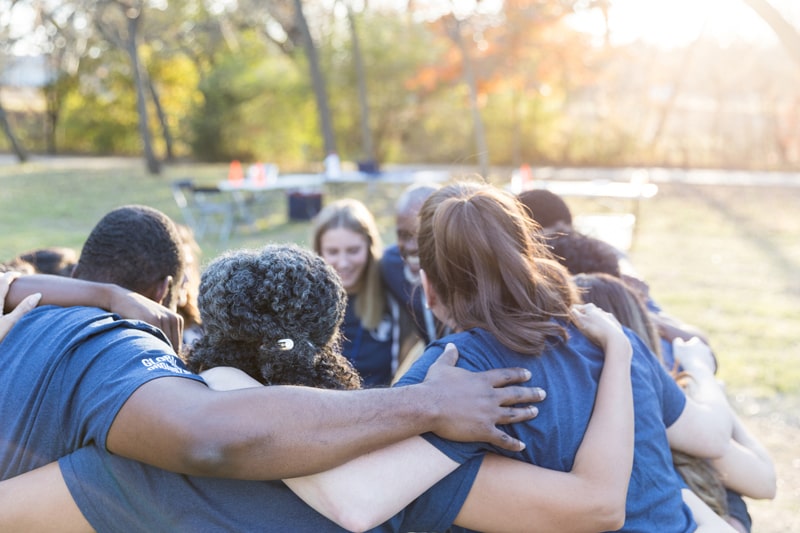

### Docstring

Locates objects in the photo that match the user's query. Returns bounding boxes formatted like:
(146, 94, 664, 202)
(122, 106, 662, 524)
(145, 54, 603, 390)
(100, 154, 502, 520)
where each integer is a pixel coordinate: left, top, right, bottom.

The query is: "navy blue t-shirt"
(0, 305, 204, 480)
(380, 245, 429, 342)
(396, 323, 696, 532)
(60, 444, 483, 532)
(341, 295, 395, 387)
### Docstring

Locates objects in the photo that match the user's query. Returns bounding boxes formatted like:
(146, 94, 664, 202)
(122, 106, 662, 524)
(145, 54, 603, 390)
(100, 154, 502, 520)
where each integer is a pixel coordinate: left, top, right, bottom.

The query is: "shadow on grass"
(689, 184, 800, 298)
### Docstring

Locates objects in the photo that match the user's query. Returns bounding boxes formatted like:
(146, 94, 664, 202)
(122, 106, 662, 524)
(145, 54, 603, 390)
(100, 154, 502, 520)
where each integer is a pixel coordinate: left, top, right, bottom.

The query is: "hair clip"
(277, 338, 294, 351)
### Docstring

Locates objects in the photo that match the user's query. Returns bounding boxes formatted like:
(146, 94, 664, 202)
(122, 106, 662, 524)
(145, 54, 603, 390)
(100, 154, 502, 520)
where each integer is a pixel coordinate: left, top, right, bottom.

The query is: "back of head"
(547, 231, 621, 278)
(188, 244, 361, 390)
(517, 189, 573, 230)
(418, 181, 569, 355)
(572, 272, 661, 358)
(16, 247, 78, 276)
(395, 183, 440, 219)
(72, 205, 184, 308)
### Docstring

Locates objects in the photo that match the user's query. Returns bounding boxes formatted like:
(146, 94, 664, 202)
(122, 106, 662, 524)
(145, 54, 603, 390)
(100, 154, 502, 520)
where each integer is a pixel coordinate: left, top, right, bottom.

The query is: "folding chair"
(171, 179, 236, 243)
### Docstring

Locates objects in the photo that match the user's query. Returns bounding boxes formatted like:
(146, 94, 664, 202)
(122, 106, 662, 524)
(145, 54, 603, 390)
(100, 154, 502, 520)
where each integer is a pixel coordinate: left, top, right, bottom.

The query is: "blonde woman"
(312, 199, 400, 386)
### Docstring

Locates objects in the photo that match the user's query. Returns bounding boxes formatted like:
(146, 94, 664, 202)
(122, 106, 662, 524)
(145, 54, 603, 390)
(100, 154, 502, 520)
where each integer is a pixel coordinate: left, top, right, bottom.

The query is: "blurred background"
(1, 0, 800, 176)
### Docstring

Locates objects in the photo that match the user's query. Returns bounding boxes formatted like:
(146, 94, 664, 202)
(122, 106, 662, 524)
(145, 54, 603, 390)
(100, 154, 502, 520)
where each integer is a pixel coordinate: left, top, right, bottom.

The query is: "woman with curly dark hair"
(186, 244, 361, 391)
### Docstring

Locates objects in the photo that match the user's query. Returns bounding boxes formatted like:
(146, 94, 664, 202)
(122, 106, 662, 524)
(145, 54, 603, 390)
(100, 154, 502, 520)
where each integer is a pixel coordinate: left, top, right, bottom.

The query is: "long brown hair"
(572, 272, 729, 519)
(312, 198, 386, 330)
(572, 272, 662, 359)
(418, 182, 569, 355)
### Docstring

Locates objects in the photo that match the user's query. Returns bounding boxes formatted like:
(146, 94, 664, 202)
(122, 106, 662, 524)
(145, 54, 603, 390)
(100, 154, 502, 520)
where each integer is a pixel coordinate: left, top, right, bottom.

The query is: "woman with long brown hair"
(392, 181, 735, 532)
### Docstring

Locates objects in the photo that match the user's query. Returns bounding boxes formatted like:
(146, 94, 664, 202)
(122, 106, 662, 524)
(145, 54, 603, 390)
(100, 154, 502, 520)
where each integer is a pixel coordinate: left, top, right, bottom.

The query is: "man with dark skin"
(1, 205, 543, 483)
(381, 183, 443, 346)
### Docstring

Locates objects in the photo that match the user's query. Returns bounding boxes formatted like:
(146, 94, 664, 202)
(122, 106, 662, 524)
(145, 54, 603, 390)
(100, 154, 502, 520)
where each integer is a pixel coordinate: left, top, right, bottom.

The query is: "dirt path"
(732, 394, 799, 532)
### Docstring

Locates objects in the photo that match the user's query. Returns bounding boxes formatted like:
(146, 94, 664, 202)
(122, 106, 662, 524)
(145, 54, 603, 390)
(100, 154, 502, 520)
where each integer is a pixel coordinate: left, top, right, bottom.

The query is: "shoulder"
(379, 246, 405, 282)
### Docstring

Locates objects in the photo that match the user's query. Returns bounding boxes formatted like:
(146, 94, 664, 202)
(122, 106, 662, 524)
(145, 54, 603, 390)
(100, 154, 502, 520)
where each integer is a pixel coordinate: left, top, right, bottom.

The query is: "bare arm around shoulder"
(682, 489, 737, 533)
(0, 462, 93, 533)
(107, 344, 542, 480)
(710, 412, 776, 499)
(4, 273, 183, 349)
(452, 303, 634, 533)
(286, 304, 634, 533)
(666, 338, 734, 458)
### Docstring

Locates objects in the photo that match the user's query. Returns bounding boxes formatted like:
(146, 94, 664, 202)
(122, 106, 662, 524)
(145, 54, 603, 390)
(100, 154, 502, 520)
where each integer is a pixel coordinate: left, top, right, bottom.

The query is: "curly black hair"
(187, 244, 361, 390)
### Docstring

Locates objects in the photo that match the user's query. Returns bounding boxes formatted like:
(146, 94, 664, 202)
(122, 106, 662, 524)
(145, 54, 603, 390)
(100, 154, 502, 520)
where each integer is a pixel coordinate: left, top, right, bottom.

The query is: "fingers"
(0, 272, 21, 311)
(486, 426, 528, 452)
(0, 292, 40, 340)
(494, 383, 546, 406)
(164, 314, 184, 353)
(431, 342, 459, 368)
(480, 367, 533, 387)
(8, 292, 41, 317)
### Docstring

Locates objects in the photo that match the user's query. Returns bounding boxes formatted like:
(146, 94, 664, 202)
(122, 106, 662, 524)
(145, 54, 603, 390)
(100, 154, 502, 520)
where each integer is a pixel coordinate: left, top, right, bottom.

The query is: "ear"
(151, 275, 173, 305)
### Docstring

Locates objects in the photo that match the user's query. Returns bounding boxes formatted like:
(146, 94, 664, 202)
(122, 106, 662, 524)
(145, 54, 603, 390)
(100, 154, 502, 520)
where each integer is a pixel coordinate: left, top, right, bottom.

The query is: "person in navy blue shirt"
(0, 205, 545, 496)
(0, 243, 638, 532)
(313, 198, 400, 386)
(393, 182, 735, 532)
(381, 183, 445, 346)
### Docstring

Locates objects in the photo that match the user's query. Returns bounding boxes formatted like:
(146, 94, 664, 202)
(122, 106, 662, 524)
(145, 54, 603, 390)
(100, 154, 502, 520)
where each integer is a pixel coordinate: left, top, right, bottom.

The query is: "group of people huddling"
(0, 178, 775, 532)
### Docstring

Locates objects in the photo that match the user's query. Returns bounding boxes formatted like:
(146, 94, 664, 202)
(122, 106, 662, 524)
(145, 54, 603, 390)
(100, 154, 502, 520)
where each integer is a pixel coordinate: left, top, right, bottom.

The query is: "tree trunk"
(0, 102, 28, 162)
(294, 0, 337, 157)
(127, 13, 161, 175)
(742, 0, 800, 69)
(148, 75, 174, 161)
(647, 29, 704, 155)
(44, 82, 59, 155)
(346, 4, 375, 165)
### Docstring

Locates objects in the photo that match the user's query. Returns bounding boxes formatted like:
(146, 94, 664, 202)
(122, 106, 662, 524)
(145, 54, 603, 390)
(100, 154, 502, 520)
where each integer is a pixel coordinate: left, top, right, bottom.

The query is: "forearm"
(682, 489, 737, 533)
(204, 386, 442, 478)
(5, 274, 183, 348)
(284, 437, 458, 531)
(570, 335, 634, 504)
(0, 462, 93, 533)
(711, 415, 776, 499)
(572, 339, 634, 519)
(109, 380, 443, 480)
(681, 368, 734, 452)
(4, 274, 116, 312)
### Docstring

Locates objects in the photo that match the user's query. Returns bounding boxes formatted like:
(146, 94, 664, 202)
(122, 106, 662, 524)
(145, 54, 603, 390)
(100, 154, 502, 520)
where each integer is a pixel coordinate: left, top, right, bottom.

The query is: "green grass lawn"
(1, 159, 798, 398)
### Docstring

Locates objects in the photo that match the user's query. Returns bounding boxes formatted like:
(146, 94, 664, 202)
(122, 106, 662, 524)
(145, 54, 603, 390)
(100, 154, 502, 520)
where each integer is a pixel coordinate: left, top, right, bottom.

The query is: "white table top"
(525, 180, 659, 199)
(218, 169, 451, 192)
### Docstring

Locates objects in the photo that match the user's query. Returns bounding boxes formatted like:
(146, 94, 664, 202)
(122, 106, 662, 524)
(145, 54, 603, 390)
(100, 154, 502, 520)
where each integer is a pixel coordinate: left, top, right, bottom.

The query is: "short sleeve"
(61, 319, 205, 451)
(394, 339, 491, 464)
(377, 455, 484, 532)
(628, 333, 686, 428)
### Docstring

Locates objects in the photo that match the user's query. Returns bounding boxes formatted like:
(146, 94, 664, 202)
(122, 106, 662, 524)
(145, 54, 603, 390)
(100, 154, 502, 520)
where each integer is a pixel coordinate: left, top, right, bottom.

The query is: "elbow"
(176, 437, 244, 477)
(175, 424, 279, 479)
(573, 488, 627, 532)
(593, 498, 627, 531)
(750, 469, 777, 500)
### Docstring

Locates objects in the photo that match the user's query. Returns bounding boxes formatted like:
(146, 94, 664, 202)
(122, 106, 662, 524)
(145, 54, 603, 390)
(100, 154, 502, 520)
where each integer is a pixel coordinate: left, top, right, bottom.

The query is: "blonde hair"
(312, 199, 386, 330)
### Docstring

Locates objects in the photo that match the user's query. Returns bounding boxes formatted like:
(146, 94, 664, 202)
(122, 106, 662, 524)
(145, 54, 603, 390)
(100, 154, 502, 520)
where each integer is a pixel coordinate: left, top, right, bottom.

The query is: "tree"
(0, 102, 28, 162)
(94, 0, 161, 174)
(293, 0, 336, 157)
(343, 1, 375, 166)
(742, 0, 800, 69)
